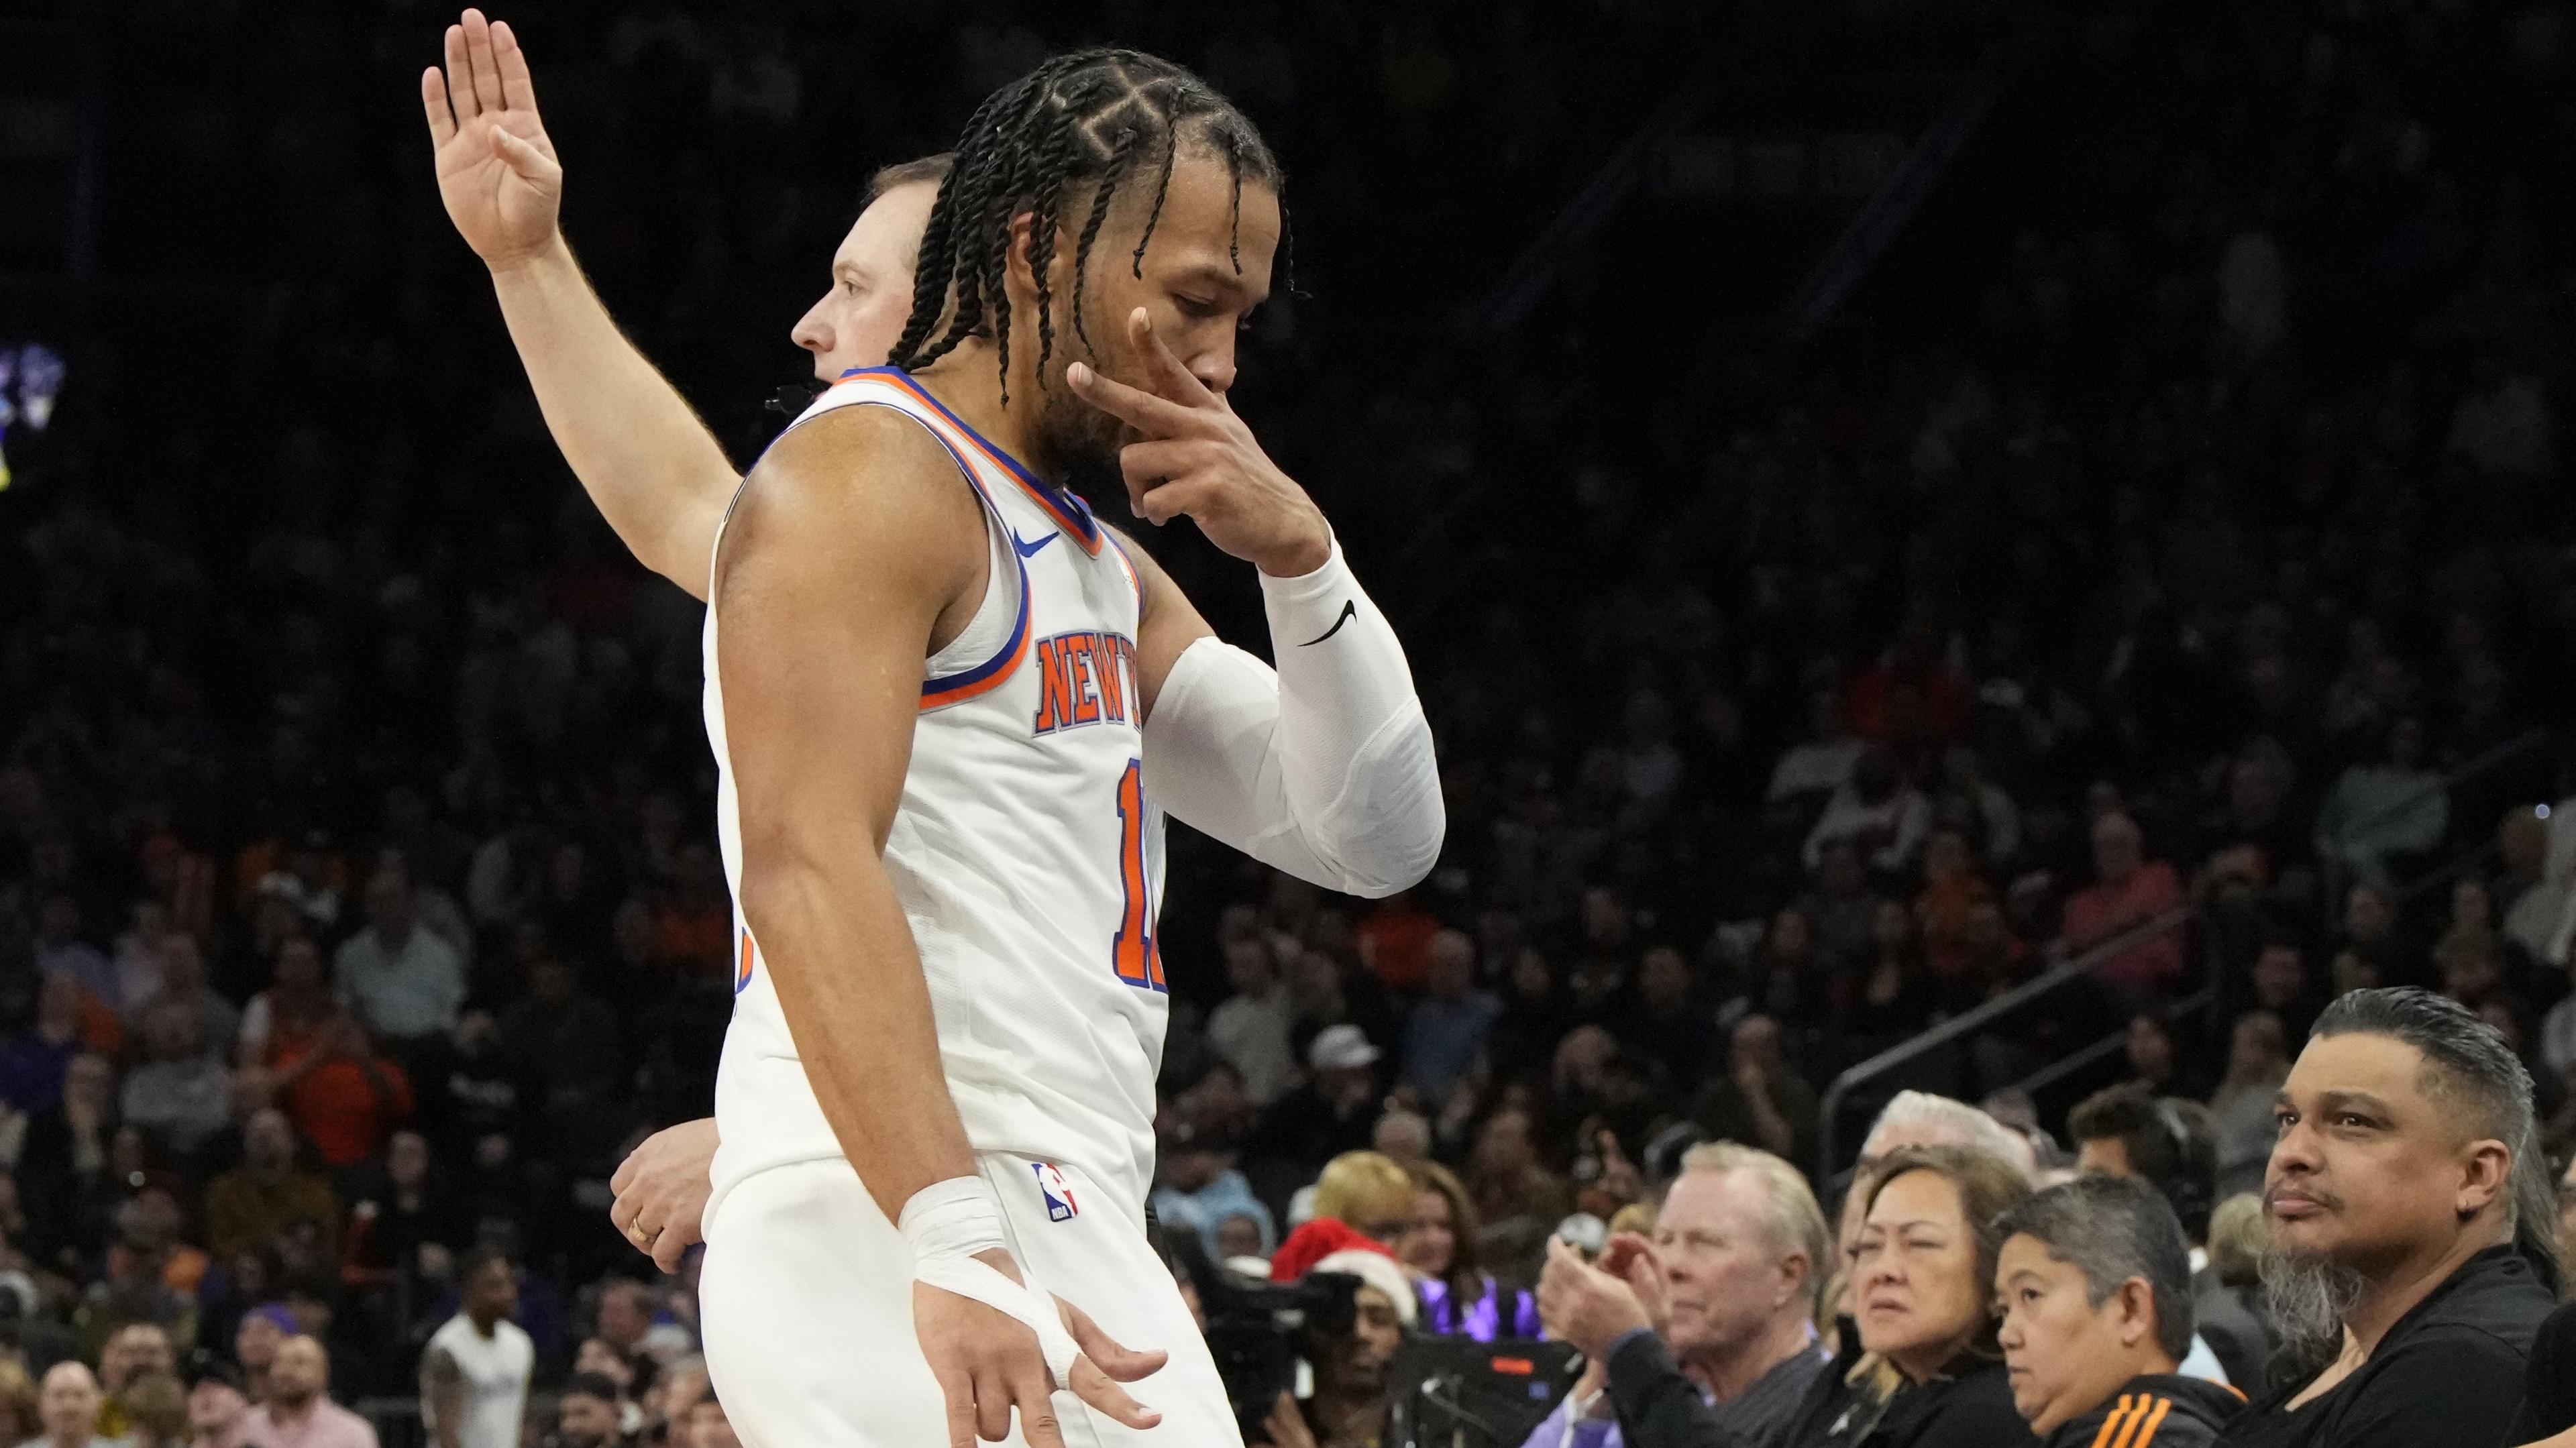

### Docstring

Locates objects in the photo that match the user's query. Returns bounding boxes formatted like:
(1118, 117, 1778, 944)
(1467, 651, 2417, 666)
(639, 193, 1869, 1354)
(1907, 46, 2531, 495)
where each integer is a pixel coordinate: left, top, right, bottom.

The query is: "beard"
(2260, 1239, 2368, 1380)
(1030, 363, 1132, 505)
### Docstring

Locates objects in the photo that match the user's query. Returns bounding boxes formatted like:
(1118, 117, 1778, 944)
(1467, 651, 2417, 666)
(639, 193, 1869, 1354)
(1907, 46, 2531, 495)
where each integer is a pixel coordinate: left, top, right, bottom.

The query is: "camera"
(1199, 1268, 1364, 1444)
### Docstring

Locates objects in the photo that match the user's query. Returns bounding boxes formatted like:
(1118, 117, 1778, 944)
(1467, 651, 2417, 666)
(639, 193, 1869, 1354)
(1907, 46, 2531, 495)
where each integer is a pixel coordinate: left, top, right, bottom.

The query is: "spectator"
(1766, 689, 1862, 813)
(1519, 1142, 1831, 1448)
(119, 1001, 233, 1160)
(30, 1361, 113, 1448)
(1994, 1176, 2241, 1445)
(1797, 844, 1880, 968)
(269, 1012, 411, 1172)
(32, 894, 115, 1009)
(1149, 1123, 1276, 1263)
(2509, 1299, 2576, 1444)
(2059, 814, 2188, 1002)
(1354, 891, 1440, 994)
(235, 938, 335, 1074)
(1250, 1026, 1383, 1176)
(2207, 1012, 2291, 1201)
(1307, 1152, 1416, 1245)
(1262, 1239, 1413, 1448)
(2117, 1009, 2205, 1102)
(1803, 748, 1931, 877)
(2544, 951, 2576, 1091)
(0, 974, 106, 1117)
(1400, 1162, 1539, 1341)
(97, 1321, 176, 1439)
(1207, 933, 1297, 1107)
(1399, 930, 1497, 1107)
(232, 1307, 294, 1406)
(134, 936, 241, 1070)
(2495, 805, 2574, 969)
(1467, 1105, 1572, 1241)
(332, 862, 465, 1050)
(0, 1359, 34, 1446)
(2247, 938, 2320, 1048)
(239, 1335, 375, 1448)
(2066, 1087, 2264, 1389)
(591, 1281, 653, 1363)
(682, 1396, 739, 1448)
(420, 1250, 531, 1448)
(2218, 989, 2557, 1447)
(1687, 1015, 1818, 1170)
(1627, 945, 1713, 1090)
(542, 1373, 624, 1448)
(186, 1369, 250, 1448)
(204, 1111, 338, 1263)
(2312, 715, 2448, 884)
(115, 1374, 188, 1448)
(1369, 1108, 1431, 1172)
(497, 960, 620, 1122)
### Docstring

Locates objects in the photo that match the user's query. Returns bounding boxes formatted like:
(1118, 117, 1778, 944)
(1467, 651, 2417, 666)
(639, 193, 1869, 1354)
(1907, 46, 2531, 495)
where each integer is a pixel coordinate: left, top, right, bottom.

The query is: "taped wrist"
(899, 1177, 1082, 1386)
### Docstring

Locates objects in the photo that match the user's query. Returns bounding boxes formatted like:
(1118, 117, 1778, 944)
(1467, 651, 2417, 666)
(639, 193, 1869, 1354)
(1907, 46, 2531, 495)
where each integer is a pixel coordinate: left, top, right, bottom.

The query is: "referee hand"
(421, 8, 564, 272)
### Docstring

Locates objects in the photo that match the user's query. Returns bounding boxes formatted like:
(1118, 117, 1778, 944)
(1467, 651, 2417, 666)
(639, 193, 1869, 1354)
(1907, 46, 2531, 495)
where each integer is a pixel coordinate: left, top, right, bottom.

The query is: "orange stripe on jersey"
(2110, 1397, 2171, 1448)
(2088, 1397, 2137, 1448)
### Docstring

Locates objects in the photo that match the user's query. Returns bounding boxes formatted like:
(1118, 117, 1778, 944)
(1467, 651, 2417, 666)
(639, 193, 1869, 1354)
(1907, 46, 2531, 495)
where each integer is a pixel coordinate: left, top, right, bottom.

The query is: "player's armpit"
(1109, 524, 1216, 723)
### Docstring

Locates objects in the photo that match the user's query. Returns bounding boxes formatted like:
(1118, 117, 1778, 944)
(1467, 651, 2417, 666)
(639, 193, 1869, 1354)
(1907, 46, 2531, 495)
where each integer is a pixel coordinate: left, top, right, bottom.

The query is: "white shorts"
(700, 1152, 1242, 1448)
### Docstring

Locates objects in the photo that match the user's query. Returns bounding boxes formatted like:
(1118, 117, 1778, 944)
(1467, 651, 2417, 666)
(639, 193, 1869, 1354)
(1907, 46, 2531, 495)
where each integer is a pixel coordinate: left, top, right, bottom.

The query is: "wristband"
(898, 1176, 1083, 1386)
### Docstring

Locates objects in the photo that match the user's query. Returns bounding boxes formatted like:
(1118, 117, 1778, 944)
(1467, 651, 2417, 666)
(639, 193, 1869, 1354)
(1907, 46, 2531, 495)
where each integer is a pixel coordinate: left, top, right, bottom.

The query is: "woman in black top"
(1591, 1142, 2041, 1448)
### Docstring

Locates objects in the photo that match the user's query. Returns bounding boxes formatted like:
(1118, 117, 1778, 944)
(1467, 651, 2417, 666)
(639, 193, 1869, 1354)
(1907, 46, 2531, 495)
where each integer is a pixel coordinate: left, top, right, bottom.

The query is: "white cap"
(1308, 1023, 1380, 1072)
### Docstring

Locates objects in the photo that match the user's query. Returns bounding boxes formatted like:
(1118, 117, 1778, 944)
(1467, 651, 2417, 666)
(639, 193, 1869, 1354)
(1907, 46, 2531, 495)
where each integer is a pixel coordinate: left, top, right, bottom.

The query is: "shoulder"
(723, 404, 985, 586)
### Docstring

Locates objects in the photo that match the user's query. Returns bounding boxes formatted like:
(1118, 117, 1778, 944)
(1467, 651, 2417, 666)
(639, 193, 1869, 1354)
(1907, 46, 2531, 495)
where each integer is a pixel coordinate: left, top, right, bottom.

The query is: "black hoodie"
(2041, 1374, 2242, 1448)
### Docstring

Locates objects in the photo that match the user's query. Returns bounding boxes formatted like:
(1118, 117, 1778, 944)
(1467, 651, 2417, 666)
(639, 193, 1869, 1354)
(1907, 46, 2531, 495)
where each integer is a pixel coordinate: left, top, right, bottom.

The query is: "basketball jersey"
(702, 367, 1170, 1223)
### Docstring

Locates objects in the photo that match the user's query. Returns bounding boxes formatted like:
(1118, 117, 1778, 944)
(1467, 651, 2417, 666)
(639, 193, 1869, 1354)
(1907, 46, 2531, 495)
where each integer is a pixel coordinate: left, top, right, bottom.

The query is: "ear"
(2455, 1137, 2512, 1219)
(1776, 1249, 1811, 1310)
(2112, 1276, 2156, 1349)
(1002, 211, 1043, 307)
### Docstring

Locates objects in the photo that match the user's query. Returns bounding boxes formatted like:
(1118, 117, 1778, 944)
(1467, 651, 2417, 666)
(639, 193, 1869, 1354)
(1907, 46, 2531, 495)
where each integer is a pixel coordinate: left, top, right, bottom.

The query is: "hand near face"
(1066, 309, 1330, 579)
(1537, 1235, 1652, 1359)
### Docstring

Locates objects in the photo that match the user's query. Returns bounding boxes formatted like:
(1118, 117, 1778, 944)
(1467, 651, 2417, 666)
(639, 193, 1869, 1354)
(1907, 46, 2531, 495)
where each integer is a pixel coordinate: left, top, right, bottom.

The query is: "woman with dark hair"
(1399, 1162, 1540, 1340)
(1535, 1142, 2038, 1448)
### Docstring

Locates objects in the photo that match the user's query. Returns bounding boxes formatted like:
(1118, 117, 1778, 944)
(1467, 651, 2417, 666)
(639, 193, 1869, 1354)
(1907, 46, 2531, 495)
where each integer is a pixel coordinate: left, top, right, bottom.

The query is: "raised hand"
(1065, 308, 1332, 579)
(421, 9, 563, 270)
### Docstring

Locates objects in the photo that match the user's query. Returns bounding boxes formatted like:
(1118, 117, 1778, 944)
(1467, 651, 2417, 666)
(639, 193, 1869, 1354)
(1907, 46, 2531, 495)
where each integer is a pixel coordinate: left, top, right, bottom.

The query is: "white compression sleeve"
(898, 1177, 1083, 1386)
(1143, 541, 1443, 898)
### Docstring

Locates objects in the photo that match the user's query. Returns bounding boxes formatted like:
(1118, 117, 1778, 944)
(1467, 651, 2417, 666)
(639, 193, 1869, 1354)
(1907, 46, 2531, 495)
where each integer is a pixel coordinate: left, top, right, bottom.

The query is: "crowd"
(5, 0, 2576, 1443)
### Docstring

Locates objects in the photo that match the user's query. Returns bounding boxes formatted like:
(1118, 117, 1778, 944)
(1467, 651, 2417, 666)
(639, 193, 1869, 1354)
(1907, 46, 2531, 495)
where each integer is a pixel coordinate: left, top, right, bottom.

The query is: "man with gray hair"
(1524, 1141, 1832, 1448)
(1995, 1175, 2242, 1446)
(2216, 988, 2563, 1448)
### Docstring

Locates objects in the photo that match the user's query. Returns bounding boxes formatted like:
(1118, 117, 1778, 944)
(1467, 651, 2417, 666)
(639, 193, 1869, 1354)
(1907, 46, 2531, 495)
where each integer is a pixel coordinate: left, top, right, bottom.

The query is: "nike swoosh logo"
(1299, 599, 1357, 647)
(1012, 529, 1059, 558)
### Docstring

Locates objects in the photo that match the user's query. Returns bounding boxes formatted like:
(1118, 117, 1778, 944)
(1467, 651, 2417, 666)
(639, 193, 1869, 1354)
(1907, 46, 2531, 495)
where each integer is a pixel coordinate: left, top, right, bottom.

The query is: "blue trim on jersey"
(920, 552, 1031, 701)
(837, 366, 1103, 547)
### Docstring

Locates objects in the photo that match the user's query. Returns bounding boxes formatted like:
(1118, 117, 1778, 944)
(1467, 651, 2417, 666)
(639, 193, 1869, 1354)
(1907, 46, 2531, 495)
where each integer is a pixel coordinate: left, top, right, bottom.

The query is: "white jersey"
(702, 367, 1169, 1222)
(421, 1313, 532, 1448)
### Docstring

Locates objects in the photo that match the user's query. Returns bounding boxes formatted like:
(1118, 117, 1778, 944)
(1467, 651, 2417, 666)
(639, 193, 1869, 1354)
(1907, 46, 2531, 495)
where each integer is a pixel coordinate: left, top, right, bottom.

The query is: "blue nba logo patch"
(1032, 1162, 1077, 1223)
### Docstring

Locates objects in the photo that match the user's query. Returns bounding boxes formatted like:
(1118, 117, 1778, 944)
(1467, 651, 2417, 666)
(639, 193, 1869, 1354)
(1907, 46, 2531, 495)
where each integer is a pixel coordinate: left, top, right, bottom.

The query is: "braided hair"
(889, 49, 1284, 405)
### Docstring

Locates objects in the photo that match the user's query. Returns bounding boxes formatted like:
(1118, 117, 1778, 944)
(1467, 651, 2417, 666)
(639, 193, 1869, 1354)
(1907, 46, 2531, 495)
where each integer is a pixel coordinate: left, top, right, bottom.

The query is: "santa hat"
(1266, 1219, 1417, 1326)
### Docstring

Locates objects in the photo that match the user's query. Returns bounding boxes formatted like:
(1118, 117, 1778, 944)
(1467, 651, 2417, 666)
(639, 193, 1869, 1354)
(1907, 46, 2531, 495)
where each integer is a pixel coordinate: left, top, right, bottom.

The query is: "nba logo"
(1032, 1162, 1077, 1223)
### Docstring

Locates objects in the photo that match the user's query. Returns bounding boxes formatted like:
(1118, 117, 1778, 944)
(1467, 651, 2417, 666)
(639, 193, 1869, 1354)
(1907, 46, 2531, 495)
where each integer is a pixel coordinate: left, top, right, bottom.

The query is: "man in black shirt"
(2216, 989, 2563, 1448)
(1994, 1174, 2242, 1447)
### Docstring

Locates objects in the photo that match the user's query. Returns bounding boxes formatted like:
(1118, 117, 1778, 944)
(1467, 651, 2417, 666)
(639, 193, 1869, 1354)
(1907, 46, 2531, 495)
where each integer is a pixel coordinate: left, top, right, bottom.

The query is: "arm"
(423, 10, 737, 598)
(1604, 1331, 1743, 1448)
(716, 409, 1159, 1447)
(1069, 312, 1442, 899)
(421, 1344, 465, 1448)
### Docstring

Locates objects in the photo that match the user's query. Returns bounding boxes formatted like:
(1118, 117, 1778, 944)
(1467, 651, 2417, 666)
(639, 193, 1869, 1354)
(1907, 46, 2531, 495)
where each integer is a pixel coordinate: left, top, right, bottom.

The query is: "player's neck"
(907, 343, 1047, 477)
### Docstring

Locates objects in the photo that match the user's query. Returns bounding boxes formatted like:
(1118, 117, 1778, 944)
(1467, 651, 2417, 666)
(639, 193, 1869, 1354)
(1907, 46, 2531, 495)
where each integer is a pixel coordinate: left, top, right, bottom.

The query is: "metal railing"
(1815, 905, 2192, 1180)
(2318, 728, 2559, 911)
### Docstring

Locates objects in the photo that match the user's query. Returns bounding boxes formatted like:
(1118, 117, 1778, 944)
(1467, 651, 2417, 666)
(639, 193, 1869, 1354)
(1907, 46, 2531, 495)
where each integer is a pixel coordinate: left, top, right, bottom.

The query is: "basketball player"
(425, 23, 1442, 1448)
